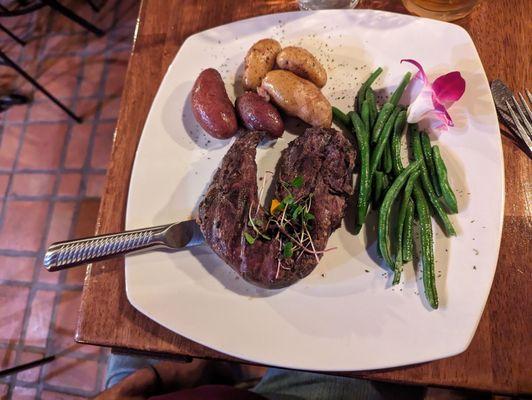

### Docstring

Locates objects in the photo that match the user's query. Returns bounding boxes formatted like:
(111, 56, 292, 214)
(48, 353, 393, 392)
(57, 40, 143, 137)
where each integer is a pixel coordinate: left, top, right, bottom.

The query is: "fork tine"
(518, 92, 532, 123)
(527, 89, 532, 105)
(505, 100, 532, 151)
(511, 96, 532, 138)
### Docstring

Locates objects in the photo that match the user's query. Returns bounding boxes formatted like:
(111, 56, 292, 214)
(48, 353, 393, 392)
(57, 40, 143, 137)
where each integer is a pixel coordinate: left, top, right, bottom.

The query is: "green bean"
(332, 106, 351, 128)
(413, 182, 438, 309)
(383, 142, 392, 174)
(393, 170, 420, 284)
(389, 72, 412, 106)
(361, 100, 370, 133)
(350, 111, 371, 226)
(391, 110, 407, 176)
(365, 89, 378, 129)
(371, 103, 395, 143)
(420, 131, 441, 196)
(410, 125, 456, 237)
(378, 160, 422, 268)
(375, 173, 391, 206)
(370, 106, 401, 178)
(382, 173, 390, 192)
(373, 171, 384, 206)
(433, 145, 458, 214)
(402, 199, 415, 262)
(357, 67, 383, 112)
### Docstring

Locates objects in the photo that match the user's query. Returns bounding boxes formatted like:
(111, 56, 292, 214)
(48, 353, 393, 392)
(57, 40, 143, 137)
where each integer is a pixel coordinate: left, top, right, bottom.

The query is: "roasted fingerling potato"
(243, 38, 282, 91)
(276, 46, 327, 88)
(260, 70, 332, 128)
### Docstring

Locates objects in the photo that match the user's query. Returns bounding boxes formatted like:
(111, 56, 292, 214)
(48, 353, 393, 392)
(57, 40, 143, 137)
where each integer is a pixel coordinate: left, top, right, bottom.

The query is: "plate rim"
(124, 9, 505, 371)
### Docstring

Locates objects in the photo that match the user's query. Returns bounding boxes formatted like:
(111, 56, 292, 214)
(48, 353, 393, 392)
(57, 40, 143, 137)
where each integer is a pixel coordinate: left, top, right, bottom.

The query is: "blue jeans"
(105, 354, 424, 400)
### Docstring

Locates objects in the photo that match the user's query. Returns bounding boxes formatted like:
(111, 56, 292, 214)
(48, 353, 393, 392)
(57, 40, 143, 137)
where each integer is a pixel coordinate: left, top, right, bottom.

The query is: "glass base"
(298, 0, 360, 10)
(401, 0, 478, 22)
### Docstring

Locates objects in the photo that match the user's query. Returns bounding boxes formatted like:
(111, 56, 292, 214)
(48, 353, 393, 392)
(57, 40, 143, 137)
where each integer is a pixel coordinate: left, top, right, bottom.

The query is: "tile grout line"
(3, 4, 112, 395)
(0, 14, 38, 226)
(5, 378, 99, 399)
(0, 0, 136, 396)
(35, 0, 122, 396)
(82, 3, 124, 393)
(83, 0, 131, 392)
(77, 5, 119, 216)
(0, 116, 121, 127)
(0, 167, 107, 175)
(4, 9, 53, 399)
(4, 95, 123, 106)
(0, 342, 101, 360)
(0, 249, 38, 257)
(0, 278, 83, 291)
(32, 0, 123, 394)
(0, 11, 40, 391)
(33, 21, 90, 400)
(0, 193, 105, 203)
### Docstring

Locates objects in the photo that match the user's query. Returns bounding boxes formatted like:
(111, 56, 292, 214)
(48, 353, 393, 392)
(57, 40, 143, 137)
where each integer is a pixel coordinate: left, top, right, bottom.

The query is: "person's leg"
(104, 354, 217, 390)
(105, 354, 161, 389)
(253, 368, 425, 400)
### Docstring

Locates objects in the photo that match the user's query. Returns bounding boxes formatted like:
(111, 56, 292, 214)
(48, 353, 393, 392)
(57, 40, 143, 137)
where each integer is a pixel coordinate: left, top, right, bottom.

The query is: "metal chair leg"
(86, 0, 101, 13)
(0, 23, 26, 46)
(41, 0, 104, 37)
(0, 49, 83, 123)
(0, 355, 55, 378)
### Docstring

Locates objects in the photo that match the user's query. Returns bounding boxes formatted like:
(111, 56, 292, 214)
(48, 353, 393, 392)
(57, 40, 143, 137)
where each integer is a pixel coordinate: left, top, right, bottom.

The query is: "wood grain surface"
(76, 0, 531, 394)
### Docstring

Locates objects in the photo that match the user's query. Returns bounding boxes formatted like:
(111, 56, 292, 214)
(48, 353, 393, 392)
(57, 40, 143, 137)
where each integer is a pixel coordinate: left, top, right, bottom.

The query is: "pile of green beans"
(393, 170, 420, 284)
(410, 126, 456, 236)
(331, 67, 459, 310)
(378, 160, 421, 268)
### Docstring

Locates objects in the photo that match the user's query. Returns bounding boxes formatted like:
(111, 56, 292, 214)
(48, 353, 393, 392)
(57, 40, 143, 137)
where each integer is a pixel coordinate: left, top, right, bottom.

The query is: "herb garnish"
(244, 232, 255, 245)
(283, 242, 293, 258)
(245, 175, 335, 279)
(291, 176, 304, 188)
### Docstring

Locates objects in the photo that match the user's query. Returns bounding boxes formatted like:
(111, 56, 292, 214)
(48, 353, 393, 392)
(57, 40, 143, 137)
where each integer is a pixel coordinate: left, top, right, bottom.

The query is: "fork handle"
(43, 225, 170, 271)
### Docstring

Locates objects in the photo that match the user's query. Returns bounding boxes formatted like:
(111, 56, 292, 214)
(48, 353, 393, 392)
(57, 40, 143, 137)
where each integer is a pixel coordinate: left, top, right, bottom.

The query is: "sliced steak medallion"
(198, 128, 355, 289)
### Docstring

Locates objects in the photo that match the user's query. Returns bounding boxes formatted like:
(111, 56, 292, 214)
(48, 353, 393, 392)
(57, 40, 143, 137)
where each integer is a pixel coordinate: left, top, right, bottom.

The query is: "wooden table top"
(76, 0, 531, 394)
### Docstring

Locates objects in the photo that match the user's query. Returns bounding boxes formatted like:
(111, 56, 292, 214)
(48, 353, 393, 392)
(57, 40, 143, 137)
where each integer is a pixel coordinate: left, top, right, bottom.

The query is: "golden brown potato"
(243, 38, 282, 91)
(276, 46, 327, 88)
(260, 70, 332, 128)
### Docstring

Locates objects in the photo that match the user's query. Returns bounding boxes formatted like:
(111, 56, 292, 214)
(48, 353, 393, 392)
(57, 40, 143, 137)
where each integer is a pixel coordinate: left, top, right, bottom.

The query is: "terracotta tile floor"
(0, 0, 139, 398)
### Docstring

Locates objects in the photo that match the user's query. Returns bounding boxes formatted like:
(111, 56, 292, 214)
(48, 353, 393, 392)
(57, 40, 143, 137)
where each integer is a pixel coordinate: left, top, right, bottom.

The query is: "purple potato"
(191, 68, 238, 139)
(236, 92, 284, 138)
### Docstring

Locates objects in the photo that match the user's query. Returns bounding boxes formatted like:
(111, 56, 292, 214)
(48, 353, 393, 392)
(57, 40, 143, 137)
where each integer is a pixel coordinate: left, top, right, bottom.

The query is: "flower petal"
(432, 71, 465, 106)
(402, 59, 465, 131)
(401, 59, 428, 84)
(406, 87, 434, 123)
(432, 95, 454, 127)
(430, 104, 454, 127)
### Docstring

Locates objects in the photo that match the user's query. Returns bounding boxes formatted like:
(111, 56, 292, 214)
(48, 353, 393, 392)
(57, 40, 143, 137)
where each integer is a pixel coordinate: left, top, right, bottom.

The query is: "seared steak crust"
(198, 128, 355, 288)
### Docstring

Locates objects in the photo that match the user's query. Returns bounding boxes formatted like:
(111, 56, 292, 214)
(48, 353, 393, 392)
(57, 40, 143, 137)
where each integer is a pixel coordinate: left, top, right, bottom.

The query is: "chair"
(0, 0, 106, 122)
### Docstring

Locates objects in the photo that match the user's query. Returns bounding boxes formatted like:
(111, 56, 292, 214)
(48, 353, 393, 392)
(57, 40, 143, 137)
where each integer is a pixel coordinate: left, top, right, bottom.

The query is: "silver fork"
(490, 81, 532, 154)
(504, 90, 532, 152)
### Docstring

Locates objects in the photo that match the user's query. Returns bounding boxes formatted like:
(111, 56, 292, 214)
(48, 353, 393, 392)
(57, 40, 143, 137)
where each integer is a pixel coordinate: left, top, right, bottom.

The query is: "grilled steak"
(198, 128, 355, 288)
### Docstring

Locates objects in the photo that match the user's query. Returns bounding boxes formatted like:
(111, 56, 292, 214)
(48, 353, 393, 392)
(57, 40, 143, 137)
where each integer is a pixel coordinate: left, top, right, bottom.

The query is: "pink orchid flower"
(400, 59, 466, 131)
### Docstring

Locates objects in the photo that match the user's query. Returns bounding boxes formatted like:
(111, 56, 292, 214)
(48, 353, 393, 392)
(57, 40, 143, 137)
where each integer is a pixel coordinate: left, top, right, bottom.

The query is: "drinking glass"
(401, 0, 481, 21)
(298, 0, 360, 10)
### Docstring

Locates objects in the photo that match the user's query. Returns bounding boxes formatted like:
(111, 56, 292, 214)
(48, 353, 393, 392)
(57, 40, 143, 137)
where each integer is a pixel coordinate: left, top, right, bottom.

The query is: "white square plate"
(125, 10, 503, 371)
